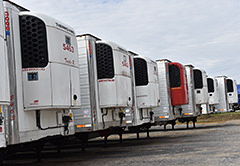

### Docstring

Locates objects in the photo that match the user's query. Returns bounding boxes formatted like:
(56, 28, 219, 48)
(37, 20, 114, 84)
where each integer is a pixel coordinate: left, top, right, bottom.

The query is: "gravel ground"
(33, 120, 240, 166)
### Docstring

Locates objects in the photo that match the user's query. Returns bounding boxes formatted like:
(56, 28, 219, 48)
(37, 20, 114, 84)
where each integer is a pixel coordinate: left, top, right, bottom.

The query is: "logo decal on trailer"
(30, 100, 39, 105)
(63, 35, 74, 53)
(122, 55, 128, 67)
(5, 11, 10, 36)
(64, 57, 75, 65)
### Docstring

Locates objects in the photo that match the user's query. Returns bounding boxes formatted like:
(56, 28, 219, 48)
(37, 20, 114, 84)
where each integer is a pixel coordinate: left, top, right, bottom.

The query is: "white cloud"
(12, 0, 240, 83)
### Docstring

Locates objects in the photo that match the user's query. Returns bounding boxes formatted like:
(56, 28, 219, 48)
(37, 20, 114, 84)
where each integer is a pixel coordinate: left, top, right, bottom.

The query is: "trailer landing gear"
(161, 120, 176, 131)
(99, 127, 125, 145)
(179, 117, 197, 129)
(128, 123, 152, 139)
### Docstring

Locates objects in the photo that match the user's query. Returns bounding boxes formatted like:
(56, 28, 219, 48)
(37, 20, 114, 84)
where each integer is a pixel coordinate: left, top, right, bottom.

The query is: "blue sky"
(13, 0, 240, 83)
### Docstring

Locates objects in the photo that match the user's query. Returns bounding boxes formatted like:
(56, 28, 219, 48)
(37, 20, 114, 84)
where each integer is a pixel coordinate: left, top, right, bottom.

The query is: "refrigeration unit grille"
(134, 58, 148, 86)
(227, 79, 234, 92)
(207, 78, 214, 93)
(169, 64, 181, 88)
(96, 43, 114, 79)
(193, 70, 203, 89)
(20, 15, 48, 68)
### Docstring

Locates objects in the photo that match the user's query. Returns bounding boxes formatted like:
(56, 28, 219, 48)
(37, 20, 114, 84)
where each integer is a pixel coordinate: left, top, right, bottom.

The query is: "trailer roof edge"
(3, 0, 29, 11)
(128, 51, 138, 56)
(76, 34, 101, 40)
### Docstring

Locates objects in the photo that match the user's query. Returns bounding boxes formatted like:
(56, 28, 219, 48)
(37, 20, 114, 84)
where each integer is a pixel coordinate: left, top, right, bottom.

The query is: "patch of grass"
(197, 112, 240, 123)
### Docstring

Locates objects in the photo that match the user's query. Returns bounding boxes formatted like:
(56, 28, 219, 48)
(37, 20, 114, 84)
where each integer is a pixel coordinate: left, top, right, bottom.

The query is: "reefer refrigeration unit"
(133, 55, 160, 124)
(4, 0, 80, 146)
(207, 76, 220, 113)
(154, 59, 188, 128)
(20, 12, 81, 110)
(226, 78, 238, 111)
(169, 62, 189, 107)
(193, 68, 208, 115)
(215, 76, 229, 113)
(74, 34, 134, 132)
(0, 0, 10, 148)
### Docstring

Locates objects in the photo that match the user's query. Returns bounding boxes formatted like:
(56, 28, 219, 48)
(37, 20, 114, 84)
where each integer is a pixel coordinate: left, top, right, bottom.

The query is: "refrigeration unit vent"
(96, 43, 114, 79)
(134, 58, 148, 86)
(207, 78, 214, 93)
(227, 79, 234, 92)
(169, 64, 181, 88)
(193, 70, 203, 89)
(20, 15, 48, 68)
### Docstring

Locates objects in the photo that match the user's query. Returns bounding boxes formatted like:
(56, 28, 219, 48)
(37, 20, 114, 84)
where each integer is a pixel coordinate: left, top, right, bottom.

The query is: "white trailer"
(193, 68, 208, 115)
(132, 54, 160, 126)
(215, 76, 229, 113)
(226, 78, 238, 111)
(180, 65, 198, 127)
(207, 76, 220, 113)
(2, 1, 80, 148)
(74, 34, 134, 133)
(0, 0, 10, 148)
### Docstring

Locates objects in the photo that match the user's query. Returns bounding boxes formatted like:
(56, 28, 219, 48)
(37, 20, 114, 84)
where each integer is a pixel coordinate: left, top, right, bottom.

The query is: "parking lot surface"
(32, 120, 240, 166)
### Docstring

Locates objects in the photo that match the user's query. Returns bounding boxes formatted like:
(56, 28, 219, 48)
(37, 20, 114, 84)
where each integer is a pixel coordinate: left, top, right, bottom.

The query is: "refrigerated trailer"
(0, 0, 10, 148)
(154, 59, 189, 129)
(74, 34, 134, 133)
(207, 76, 220, 113)
(1, 0, 80, 148)
(193, 68, 208, 115)
(133, 55, 160, 124)
(226, 78, 238, 111)
(180, 65, 198, 127)
(178, 66, 208, 127)
(215, 76, 229, 113)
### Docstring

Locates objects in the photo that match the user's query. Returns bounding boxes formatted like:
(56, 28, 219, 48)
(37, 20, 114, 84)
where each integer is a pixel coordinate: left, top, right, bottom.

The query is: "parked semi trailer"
(238, 84, 240, 104)
(179, 65, 199, 128)
(215, 76, 229, 113)
(207, 76, 220, 113)
(129, 53, 161, 133)
(1, 0, 81, 149)
(193, 68, 208, 115)
(233, 84, 240, 111)
(154, 59, 189, 129)
(74, 34, 134, 135)
(178, 66, 208, 127)
(0, 0, 10, 148)
(226, 78, 238, 111)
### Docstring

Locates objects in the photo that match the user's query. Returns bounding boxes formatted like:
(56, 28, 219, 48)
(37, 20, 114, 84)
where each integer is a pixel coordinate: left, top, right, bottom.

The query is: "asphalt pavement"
(33, 120, 240, 166)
